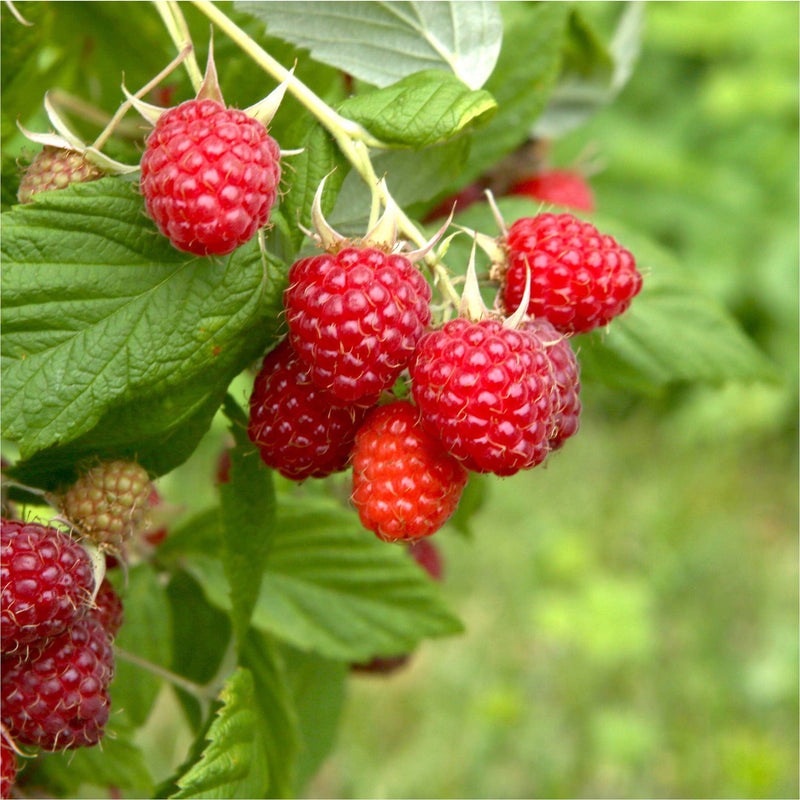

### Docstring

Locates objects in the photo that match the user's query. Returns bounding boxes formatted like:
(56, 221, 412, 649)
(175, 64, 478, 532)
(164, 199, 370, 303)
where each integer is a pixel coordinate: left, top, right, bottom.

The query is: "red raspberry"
(17, 146, 104, 204)
(423, 181, 486, 223)
(1, 737, 17, 800)
(1, 616, 114, 751)
(351, 401, 468, 543)
(499, 213, 641, 334)
(248, 339, 371, 480)
(86, 579, 124, 640)
(350, 654, 410, 675)
(521, 318, 582, 450)
(139, 98, 281, 256)
(507, 169, 595, 213)
(59, 460, 152, 549)
(407, 538, 444, 581)
(409, 318, 553, 476)
(1, 520, 94, 654)
(284, 247, 432, 407)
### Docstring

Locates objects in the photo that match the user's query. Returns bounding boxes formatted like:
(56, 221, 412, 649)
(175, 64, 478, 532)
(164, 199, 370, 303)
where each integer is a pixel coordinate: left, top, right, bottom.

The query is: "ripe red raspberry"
(507, 169, 595, 213)
(1, 736, 17, 800)
(139, 98, 281, 256)
(407, 538, 444, 581)
(521, 318, 582, 450)
(351, 401, 468, 543)
(17, 146, 104, 204)
(498, 213, 641, 334)
(1, 616, 114, 751)
(284, 247, 432, 407)
(350, 653, 410, 675)
(86, 578, 124, 640)
(409, 318, 553, 476)
(248, 339, 371, 480)
(1, 520, 95, 654)
(59, 460, 152, 549)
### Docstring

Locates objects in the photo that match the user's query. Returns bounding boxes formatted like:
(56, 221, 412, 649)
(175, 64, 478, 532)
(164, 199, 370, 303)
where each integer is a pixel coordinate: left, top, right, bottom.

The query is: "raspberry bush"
(0, 3, 778, 798)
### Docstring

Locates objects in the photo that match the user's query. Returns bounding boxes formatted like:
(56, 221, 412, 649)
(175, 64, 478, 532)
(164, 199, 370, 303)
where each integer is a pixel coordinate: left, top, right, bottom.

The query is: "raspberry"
(409, 318, 553, 476)
(350, 654, 410, 675)
(499, 213, 642, 334)
(139, 98, 281, 256)
(86, 578, 124, 640)
(59, 460, 152, 549)
(407, 539, 444, 581)
(423, 181, 486, 223)
(248, 339, 371, 480)
(351, 402, 468, 543)
(17, 146, 104, 204)
(1, 520, 95, 654)
(284, 247, 432, 406)
(507, 169, 595, 213)
(521, 318, 582, 450)
(1, 737, 17, 800)
(1, 616, 114, 751)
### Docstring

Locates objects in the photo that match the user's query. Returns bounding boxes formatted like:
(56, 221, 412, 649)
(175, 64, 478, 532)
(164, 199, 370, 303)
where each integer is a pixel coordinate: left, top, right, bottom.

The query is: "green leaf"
(176, 498, 464, 661)
(236, 0, 502, 90)
(167, 570, 233, 732)
(279, 123, 350, 251)
(219, 442, 276, 649)
(171, 668, 270, 799)
(240, 631, 301, 798)
(110, 564, 173, 727)
(1, 177, 287, 482)
(575, 212, 780, 389)
(280, 644, 348, 795)
(579, 285, 781, 390)
(534, 3, 644, 138)
(338, 70, 496, 148)
(464, 1, 568, 181)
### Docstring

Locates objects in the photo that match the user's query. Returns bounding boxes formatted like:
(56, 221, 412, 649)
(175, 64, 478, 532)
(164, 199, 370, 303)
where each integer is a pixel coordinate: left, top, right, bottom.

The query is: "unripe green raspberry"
(60, 460, 152, 549)
(17, 146, 104, 204)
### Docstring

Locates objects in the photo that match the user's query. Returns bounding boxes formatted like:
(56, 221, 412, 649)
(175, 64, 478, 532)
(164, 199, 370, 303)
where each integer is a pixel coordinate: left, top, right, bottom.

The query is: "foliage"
(1, 2, 795, 798)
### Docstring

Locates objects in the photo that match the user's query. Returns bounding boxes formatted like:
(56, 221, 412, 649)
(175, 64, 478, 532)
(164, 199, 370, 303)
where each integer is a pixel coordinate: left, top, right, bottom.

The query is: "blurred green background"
(300, 3, 798, 797)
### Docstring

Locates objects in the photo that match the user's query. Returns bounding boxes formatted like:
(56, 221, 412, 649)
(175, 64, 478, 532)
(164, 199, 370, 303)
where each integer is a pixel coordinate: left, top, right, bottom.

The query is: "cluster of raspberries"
(248, 210, 641, 544)
(1, 461, 155, 797)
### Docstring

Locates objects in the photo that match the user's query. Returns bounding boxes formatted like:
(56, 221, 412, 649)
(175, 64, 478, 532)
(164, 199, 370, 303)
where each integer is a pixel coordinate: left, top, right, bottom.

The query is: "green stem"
(114, 646, 217, 702)
(153, 0, 203, 91)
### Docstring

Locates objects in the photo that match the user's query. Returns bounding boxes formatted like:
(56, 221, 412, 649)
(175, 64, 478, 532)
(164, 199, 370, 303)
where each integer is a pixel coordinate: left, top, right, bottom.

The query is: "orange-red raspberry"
(350, 401, 468, 543)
